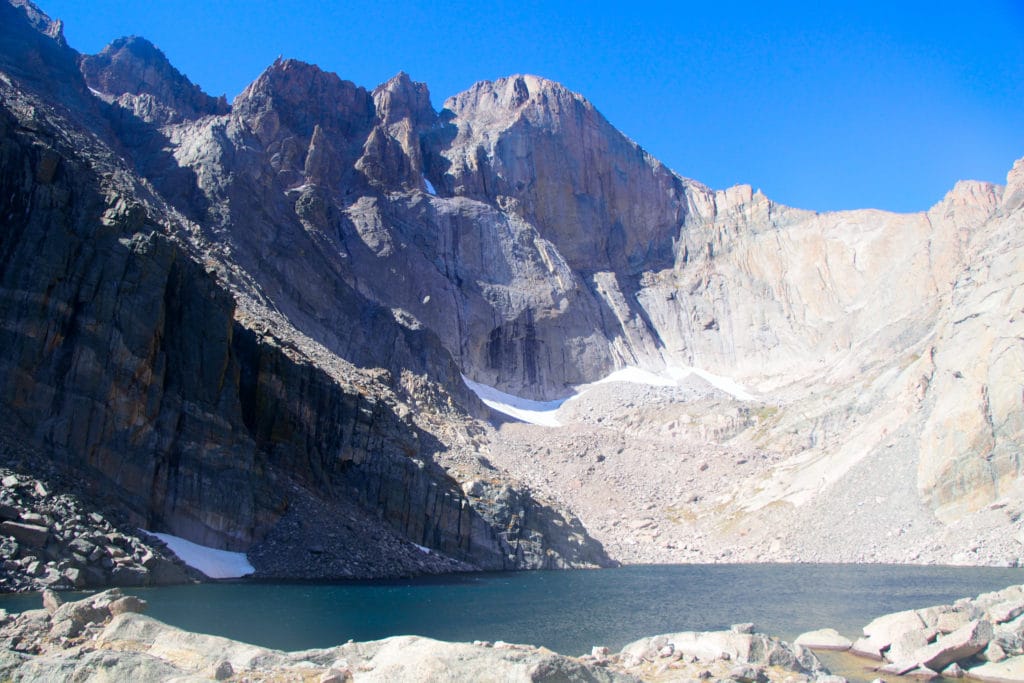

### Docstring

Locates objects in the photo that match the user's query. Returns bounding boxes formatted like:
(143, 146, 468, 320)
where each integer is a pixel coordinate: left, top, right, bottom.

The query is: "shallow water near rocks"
(2, 564, 1020, 661)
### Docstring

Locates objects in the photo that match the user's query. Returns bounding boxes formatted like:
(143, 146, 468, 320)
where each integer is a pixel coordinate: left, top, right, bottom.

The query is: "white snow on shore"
(462, 364, 755, 427)
(144, 531, 254, 579)
(461, 375, 567, 426)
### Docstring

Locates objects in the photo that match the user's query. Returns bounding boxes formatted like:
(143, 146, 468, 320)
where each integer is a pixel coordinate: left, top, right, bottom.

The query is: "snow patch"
(591, 365, 755, 401)
(413, 543, 432, 554)
(462, 376, 566, 426)
(423, 176, 437, 195)
(462, 364, 755, 428)
(144, 531, 254, 579)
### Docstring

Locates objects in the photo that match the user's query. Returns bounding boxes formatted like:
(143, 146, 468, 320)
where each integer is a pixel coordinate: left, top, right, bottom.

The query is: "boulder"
(110, 566, 149, 587)
(619, 630, 822, 674)
(206, 659, 233, 680)
(1, 521, 48, 547)
(108, 596, 148, 616)
(729, 664, 767, 682)
(981, 640, 1008, 663)
(886, 628, 933, 664)
(988, 600, 1024, 625)
(50, 596, 111, 640)
(968, 655, 1024, 682)
(862, 609, 926, 650)
(850, 637, 885, 660)
(936, 609, 977, 634)
(42, 589, 63, 615)
(794, 628, 852, 651)
(914, 619, 993, 672)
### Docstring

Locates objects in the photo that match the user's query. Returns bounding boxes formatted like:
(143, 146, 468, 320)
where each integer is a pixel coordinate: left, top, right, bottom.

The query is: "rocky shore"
(0, 436, 195, 592)
(0, 588, 831, 682)
(796, 583, 1024, 681)
(0, 583, 1020, 681)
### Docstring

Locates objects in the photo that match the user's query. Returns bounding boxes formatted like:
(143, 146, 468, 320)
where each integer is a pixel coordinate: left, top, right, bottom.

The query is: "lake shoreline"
(1, 581, 1024, 681)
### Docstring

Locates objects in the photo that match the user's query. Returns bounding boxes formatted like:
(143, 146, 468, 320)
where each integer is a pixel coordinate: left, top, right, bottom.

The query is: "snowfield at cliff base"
(145, 531, 255, 579)
(463, 366, 756, 427)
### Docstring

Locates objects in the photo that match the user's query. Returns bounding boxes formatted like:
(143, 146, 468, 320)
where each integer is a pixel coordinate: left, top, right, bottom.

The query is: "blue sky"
(39, 0, 1024, 213)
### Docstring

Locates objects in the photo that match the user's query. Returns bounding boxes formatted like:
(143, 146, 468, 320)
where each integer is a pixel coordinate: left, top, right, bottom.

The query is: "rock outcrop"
(79, 36, 229, 125)
(799, 583, 1024, 681)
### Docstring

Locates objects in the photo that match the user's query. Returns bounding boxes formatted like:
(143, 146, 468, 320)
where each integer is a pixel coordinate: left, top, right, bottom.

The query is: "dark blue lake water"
(2, 564, 1020, 657)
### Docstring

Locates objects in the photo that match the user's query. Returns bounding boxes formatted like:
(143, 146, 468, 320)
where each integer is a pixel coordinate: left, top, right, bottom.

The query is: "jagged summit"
(233, 58, 374, 140)
(8, 0, 63, 44)
(80, 35, 228, 125)
(372, 71, 434, 126)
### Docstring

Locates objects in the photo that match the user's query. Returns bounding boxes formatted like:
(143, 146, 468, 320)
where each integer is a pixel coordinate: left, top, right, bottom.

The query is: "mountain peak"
(373, 71, 434, 127)
(80, 35, 228, 124)
(8, 0, 64, 44)
(233, 58, 374, 141)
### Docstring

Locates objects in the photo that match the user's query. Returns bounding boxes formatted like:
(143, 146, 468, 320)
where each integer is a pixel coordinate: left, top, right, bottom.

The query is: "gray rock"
(729, 664, 767, 682)
(1, 522, 48, 547)
(794, 628, 852, 651)
(968, 655, 1024, 682)
(207, 659, 233, 680)
(110, 566, 149, 587)
(941, 661, 965, 678)
(885, 628, 933, 664)
(319, 671, 349, 683)
(862, 610, 926, 651)
(988, 600, 1024, 625)
(914, 619, 993, 672)
(61, 567, 85, 588)
(936, 609, 977, 634)
(981, 640, 1007, 663)
(850, 637, 885, 661)
(41, 589, 63, 614)
(108, 596, 148, 616)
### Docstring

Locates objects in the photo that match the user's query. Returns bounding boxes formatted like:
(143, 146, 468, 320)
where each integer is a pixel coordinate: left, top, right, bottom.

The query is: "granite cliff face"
(0, 0, 1021, 580)
(0, 0, 611, 580)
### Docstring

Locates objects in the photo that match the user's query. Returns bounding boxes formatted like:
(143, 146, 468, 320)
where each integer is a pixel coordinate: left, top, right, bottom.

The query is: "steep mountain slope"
(0, 0, 611, 584)
(0, 0, 1021, 583)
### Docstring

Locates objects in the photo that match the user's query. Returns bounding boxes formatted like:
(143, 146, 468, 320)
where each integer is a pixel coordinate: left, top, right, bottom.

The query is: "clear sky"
(38, 0, 1024, 213)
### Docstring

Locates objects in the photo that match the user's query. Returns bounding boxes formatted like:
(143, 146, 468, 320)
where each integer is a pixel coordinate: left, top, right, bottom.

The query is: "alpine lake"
(1, 563, 1020, 681)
